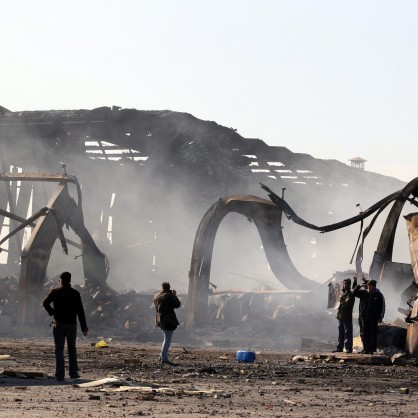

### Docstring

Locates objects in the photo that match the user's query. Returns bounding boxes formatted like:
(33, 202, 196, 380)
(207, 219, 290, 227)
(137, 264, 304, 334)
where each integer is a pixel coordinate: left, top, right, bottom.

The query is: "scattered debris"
(0, 354, 17, 367)
(75, 377, 130, 388)
(0, 370, 47, 379)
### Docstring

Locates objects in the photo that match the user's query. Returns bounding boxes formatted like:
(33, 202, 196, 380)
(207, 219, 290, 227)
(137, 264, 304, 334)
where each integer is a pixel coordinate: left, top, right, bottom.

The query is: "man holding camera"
(153, 282, 181, 365)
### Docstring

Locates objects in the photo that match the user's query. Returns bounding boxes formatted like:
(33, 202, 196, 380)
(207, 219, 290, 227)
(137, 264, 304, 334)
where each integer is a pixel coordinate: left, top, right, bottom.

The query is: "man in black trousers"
(353, 278, 385, 354)
(43, 272, 88, 381)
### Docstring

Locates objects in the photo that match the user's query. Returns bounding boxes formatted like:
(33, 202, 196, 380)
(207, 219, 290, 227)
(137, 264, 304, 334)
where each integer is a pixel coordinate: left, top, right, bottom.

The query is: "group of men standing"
(334, 275, 385, 354)
(43, 269, 386, 381)
(43, 274, 181, 381)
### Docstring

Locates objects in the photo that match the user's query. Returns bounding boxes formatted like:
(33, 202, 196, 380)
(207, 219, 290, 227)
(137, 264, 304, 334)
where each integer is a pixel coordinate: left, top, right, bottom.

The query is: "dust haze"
(0, 107, 414, 343)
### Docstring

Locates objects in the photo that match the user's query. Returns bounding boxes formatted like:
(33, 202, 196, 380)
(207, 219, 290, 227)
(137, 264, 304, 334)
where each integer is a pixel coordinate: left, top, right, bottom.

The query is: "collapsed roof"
(0, 106, 407, 291)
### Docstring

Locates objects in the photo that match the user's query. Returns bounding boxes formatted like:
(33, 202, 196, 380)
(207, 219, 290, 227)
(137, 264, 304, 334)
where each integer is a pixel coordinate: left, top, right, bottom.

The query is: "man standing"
(154, 282, 181, 365)
(353, 279, 385, 354)
(352, 274, 368, 349)
(333, 278, 355, 353)
(43, 272, 88, 381)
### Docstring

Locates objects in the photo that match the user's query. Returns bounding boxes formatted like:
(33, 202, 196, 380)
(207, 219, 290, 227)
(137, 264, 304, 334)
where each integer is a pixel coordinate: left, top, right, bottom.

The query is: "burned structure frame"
(0, 173, 108, 324)
(186, 178, 418, 344)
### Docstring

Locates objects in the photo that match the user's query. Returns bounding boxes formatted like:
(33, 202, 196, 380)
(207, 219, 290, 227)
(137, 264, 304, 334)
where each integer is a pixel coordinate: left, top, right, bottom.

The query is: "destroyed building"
(0, 105, 412, 345)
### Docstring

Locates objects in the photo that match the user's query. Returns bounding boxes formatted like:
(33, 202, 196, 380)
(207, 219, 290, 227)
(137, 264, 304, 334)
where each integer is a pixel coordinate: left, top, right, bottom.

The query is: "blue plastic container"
(236, 350, 256, 363)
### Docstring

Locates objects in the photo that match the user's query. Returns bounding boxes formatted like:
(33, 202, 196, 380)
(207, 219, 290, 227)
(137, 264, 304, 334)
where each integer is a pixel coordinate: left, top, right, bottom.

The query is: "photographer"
(153, 282, 181, 365)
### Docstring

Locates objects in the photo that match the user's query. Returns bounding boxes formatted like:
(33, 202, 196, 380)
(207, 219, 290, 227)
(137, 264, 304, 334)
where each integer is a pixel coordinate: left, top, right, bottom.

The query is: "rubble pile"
(76, 284, 155, 334)
(0, 275, 18, 326)
(0, 274, 409, 352)
(0, 275, 337, 347)
(0, 275, 163, 339)
(200, 290, 336, 348)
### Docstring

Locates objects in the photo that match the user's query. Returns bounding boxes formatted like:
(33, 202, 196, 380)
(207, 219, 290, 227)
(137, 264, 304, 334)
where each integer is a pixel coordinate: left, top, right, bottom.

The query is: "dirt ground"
(1, 337, 418, 418)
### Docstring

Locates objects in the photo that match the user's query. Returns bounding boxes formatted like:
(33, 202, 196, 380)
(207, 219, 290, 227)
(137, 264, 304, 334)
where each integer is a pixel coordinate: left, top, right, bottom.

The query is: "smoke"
(0, 108, 412, 346)
(211, 213, 284, 291)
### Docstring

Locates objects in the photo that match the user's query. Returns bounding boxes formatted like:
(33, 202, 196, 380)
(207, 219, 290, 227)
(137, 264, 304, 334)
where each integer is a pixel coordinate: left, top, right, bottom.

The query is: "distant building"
(349, 157, 367, 170)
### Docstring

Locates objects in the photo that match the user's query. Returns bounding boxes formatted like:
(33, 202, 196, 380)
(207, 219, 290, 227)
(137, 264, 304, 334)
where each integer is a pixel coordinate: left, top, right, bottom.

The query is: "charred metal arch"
(262, 179, 418, 355)
(186, 195, 318, 330)
(370, 178, 418, 281)
(186, 178, 418, 330)
(261, 179, 418, 282)
(0, 173, 109, 324)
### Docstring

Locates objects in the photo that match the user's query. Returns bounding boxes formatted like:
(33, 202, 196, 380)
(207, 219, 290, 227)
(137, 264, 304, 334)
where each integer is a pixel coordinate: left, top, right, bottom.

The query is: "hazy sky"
(2, 1, 417, 182)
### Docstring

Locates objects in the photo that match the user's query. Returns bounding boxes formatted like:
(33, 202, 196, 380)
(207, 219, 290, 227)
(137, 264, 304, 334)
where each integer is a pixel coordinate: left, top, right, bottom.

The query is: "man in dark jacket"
(154, 282, 181, 365)
(333, 278, 355, 353)
(353, 274, 368, 348)
(43, 272, 88, 381)
(353, 279, 385, 354)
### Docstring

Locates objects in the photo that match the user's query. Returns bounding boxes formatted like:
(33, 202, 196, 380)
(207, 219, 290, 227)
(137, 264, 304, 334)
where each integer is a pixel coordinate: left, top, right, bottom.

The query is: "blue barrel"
(236, 350, 256, 363)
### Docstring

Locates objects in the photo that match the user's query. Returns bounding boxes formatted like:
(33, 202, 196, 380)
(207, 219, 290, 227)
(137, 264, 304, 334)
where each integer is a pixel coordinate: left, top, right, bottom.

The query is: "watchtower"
(349, 157, 367, 170)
